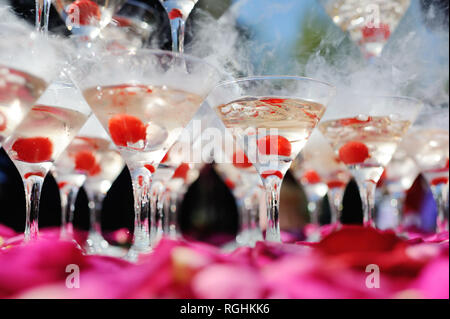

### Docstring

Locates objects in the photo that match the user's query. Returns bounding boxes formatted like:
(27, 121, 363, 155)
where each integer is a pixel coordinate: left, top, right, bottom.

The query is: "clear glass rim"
(347, 94, 424, 107)
(214, 75, 336, 94)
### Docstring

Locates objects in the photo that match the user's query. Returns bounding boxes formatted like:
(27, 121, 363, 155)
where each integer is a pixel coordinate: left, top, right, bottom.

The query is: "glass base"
(84, 232, 127, 257)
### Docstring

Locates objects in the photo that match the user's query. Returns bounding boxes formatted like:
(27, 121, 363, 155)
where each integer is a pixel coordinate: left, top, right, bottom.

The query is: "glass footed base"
(84, 232, 127, 257)
(221, 229, 264, 252)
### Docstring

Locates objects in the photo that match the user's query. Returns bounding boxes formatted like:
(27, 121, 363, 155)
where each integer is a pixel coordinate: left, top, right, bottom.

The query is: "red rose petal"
(74, 151, 97, 172)
(302, 169, 321, 184)
(261, 170, 283, 179)
(108, 114, 147, 147)
(12, 137, 53, 163)
(168, 8, 183, 19)
(338, 141, 370, 165)
(257, 135, 291, 157)
(232, 150, 252, 169)
(317, 225, 402, 255)
(67, 0, 101, 26)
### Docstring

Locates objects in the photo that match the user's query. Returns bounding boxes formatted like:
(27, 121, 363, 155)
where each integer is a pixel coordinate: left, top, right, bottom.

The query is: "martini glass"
(3, 77, 91, 241)
(0, 27, 58, 149)
(405, 110, 449, 232)
(319, 0, 411, 59)
(52, 0, 126, 39)
(382, 134, 420, 230)
(319, 95, 423, 228)
(69, 48, 223, 258)
(1, 27, 74, 242)
(207, 76, 335, 242)
(159, 0, 198, 52)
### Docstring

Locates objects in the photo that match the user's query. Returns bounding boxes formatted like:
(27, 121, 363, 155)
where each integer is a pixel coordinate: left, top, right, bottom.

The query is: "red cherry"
(168, 8, 183, 19)
(302, 169, 321, 184)
(224, 178, 235, 190)
(232, 150, 252, 169)
(257, 135, 291, 157)
(173, 163, 190, 180)
(327, 180, 346, 189)
(261, 170, 283, 179)
(24, 172, 45, 179)
(12, 137, 53, 163)
(338, 116, 372, 126)
(338, 141, 370, 165)
(361, 23, 390, 40)
(144, 164, 155, 173)
(67, 0, 101, 26)
(74, 150, 97, 173)
(108, 114, 147, 147)
(88, 163, 101, 176)
(431, 177, 449, 186)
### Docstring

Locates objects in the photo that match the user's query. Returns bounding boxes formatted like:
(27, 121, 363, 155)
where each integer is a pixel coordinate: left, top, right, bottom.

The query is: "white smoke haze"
(301, 0, 448, 120)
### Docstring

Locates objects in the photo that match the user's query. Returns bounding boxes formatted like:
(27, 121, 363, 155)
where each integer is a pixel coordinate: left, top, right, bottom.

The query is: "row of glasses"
(403, 109, 449, 232)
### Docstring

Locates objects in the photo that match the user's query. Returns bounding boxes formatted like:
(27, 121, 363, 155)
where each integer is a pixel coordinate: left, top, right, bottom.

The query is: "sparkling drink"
(0, 66, 47, 145)
(83, 84, 203, 170)
(3, 105, 88, 178)
(216, 97, 326, 176)
(319, 115, 411, 186)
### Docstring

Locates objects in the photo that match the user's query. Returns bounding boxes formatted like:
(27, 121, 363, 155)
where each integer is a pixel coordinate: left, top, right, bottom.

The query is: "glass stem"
(264, 176, 283, 242)
(130, 167, 151, 251)
(236, 198, 250, 245)
(35, 0, 51, 34)
(327, 187, 345, 226)
(150, 180, 164, 246)
(60, 186, 80, 240)
(169, 18, 186, 53)
(356, 180, 377, 228)
(24, 176, 44, 241)
(168, 190, 181, 239)
(86, 191, 106, 238)
(430, 183, 449, 233)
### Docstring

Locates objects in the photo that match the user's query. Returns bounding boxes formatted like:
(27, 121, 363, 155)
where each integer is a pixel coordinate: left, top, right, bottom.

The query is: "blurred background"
(0, 0, 448, 243)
